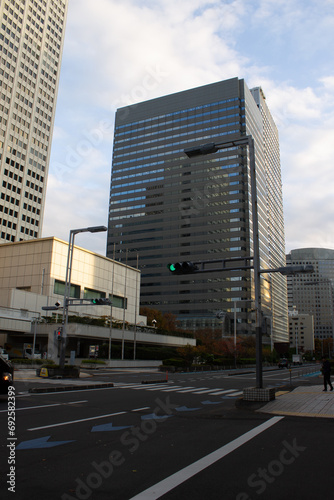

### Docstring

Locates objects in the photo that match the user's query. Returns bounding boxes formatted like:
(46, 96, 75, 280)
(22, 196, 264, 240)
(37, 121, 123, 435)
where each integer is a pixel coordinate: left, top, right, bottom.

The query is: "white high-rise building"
(0, 0, 68, 243)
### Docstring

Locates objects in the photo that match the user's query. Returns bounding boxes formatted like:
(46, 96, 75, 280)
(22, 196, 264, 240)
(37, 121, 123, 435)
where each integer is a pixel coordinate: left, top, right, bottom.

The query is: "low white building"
(0, 237, 195, 362)
(288, 308, 314, 353)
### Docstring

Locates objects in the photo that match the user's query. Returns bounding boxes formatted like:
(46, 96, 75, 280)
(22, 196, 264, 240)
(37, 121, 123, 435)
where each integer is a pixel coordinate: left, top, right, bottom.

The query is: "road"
(1, 366, 332, 500)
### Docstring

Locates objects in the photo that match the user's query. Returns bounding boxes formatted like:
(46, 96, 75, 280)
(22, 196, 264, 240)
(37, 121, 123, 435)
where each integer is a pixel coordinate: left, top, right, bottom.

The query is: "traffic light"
(56, 328, 62, 340)
(167, 261, 198, 274)
(90, 298, 112, 305)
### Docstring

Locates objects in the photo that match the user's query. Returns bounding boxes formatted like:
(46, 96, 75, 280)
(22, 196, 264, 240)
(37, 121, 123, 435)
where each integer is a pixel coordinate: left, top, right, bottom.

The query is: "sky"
(42, 0, 334, 256)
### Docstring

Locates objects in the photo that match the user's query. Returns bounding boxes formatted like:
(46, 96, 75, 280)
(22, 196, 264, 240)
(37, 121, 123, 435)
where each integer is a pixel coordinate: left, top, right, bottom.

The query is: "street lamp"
(184, 137, 313, 388)
(59, 225, 107, 369)
(185, 136, 263, 384)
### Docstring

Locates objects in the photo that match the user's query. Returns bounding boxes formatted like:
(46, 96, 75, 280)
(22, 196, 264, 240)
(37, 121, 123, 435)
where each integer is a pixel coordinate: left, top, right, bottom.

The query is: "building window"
(54, 279, 80, 298)
(84, 288, 106, 300)
(110, 294, 128, 309)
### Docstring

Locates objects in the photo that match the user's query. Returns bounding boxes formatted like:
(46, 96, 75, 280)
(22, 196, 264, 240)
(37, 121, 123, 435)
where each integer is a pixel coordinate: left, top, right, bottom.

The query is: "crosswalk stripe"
(192, 388, 221, 394)
(160, 386, 195, 392)
(208, 389, 238, 395)
(146, 385, 182, 391)
(177, 387, 208, 393)
(132, 384, 170, 390)
(112, 383, 242, 397)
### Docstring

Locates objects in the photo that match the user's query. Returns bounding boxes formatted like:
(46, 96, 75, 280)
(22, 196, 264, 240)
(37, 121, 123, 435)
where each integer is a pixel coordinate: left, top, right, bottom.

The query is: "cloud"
(43, 0, 334, 257)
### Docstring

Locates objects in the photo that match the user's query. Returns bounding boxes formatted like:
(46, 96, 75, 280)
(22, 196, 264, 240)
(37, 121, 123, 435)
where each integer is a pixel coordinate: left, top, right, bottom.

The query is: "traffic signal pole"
(181, 135, 313, 389)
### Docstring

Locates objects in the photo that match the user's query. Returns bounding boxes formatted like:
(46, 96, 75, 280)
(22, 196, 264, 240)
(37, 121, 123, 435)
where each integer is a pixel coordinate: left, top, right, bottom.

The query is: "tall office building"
(287, 248, 334, 340)
(107, 78, 288, 341)
(0, 0, 68, 243)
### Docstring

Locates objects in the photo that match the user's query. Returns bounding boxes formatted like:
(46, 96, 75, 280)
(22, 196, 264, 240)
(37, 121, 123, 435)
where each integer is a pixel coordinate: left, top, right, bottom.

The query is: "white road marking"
(191, 388, 222, 394)
(206, 389, 237, 396)
(28, 411, 127, 431)
(0, 400, 88, 413)
(177, 387, 208, 393)
(129, 416, 284, 500)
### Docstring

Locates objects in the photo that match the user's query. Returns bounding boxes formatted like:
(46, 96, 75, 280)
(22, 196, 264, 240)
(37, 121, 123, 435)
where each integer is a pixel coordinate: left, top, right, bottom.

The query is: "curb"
(29, 382, 114, 394)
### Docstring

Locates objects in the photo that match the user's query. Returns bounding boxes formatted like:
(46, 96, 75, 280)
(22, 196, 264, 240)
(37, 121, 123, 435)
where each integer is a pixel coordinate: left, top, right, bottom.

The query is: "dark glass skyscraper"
(107, 78, 288, 342)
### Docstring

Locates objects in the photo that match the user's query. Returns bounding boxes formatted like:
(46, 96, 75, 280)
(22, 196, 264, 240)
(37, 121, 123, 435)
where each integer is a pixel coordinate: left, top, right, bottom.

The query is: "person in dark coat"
(321, 357, 333, 391)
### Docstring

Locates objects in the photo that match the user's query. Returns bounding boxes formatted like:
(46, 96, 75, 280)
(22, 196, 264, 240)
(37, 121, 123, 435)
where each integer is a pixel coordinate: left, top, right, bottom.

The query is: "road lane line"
(129, 416, 284, 500)
(28, 411, 127, 431)
(131, 407, 151, 412)
(0, 403, 61, 413)
(0, 400, 88, 413)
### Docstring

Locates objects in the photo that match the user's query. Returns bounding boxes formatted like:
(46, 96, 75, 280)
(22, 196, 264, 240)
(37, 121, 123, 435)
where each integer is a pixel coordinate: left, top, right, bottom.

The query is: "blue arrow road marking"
(91, 422, 131, 432)
(201, 400, 222, 405)
(16, 436, 75, 450)
(141, 413, 174, 420)
(175, 406, 200, 412)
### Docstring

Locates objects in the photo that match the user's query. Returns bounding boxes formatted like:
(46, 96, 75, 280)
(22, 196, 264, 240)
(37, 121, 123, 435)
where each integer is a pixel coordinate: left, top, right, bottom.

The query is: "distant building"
(286, 248, 334, 340)
(0, 1, 68, 243)
(107, 77, 288, 342)
(288, 308, 314, 352)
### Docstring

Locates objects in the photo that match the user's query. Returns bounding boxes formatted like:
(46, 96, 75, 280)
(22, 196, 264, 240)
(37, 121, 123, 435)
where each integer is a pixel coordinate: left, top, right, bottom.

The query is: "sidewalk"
(13, 369, 115, 393)
(259, 385, 334, 419)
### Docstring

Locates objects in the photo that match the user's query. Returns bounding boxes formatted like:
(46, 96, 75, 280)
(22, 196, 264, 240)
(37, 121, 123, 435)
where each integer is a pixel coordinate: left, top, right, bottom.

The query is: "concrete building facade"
(287, 248, 334, 340)
(288, 308, 314, 353)
(0, 238, 195, 362)
(0, 237, 144, 359)
(107, 78, 288, 343)
(0, 0, 68, 243)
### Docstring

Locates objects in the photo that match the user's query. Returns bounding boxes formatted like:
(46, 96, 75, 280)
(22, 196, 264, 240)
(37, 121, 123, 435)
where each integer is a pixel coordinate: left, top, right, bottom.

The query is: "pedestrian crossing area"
(113, 382, 243, 398)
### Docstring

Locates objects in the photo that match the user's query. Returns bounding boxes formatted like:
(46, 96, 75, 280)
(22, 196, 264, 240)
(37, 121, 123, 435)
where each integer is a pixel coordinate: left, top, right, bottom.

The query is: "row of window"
(0, 204, 17, 217)
(113, 130, 240, 167)
(0, 231, 15, 242)
(116, 97, 240, 130)
(53, 280, 128, 309)
(113, 121, 241, 158)
(115, 112, 241, 144)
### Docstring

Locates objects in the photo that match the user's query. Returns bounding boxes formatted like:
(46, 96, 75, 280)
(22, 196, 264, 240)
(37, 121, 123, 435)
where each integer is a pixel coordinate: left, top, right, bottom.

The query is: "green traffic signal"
(167, 262, 198, 274)
(90, 298, 111, 305)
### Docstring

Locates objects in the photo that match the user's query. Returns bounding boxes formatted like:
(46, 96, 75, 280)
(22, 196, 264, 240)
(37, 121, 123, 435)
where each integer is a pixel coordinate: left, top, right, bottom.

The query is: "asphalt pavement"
(12, 366, 334, 419)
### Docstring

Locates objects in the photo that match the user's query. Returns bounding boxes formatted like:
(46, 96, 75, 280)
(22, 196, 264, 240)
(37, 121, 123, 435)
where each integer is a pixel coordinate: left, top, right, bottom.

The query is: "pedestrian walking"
(321, 357, 333, 392)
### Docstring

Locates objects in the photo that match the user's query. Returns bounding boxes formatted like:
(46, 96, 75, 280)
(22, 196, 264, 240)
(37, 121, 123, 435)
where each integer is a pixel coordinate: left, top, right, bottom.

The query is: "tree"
(139, 307, 179, 331)
(176, 344, 196, 367)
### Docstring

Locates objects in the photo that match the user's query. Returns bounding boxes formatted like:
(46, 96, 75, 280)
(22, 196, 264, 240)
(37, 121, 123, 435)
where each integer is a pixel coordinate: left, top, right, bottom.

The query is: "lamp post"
(184, 137, 313, 388)
(185, 136, 263, 385)
(59, 225, 107, 369)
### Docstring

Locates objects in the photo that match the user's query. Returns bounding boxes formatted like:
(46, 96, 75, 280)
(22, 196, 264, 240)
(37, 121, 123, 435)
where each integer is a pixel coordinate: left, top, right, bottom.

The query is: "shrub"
(81, 359, 106, 365)
(11, 358, 45, 365)
(162, 358, 186, 367)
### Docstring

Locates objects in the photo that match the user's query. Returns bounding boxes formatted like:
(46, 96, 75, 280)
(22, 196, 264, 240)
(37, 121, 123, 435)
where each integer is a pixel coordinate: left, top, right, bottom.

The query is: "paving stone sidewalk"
(260, 385, 334, 419)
